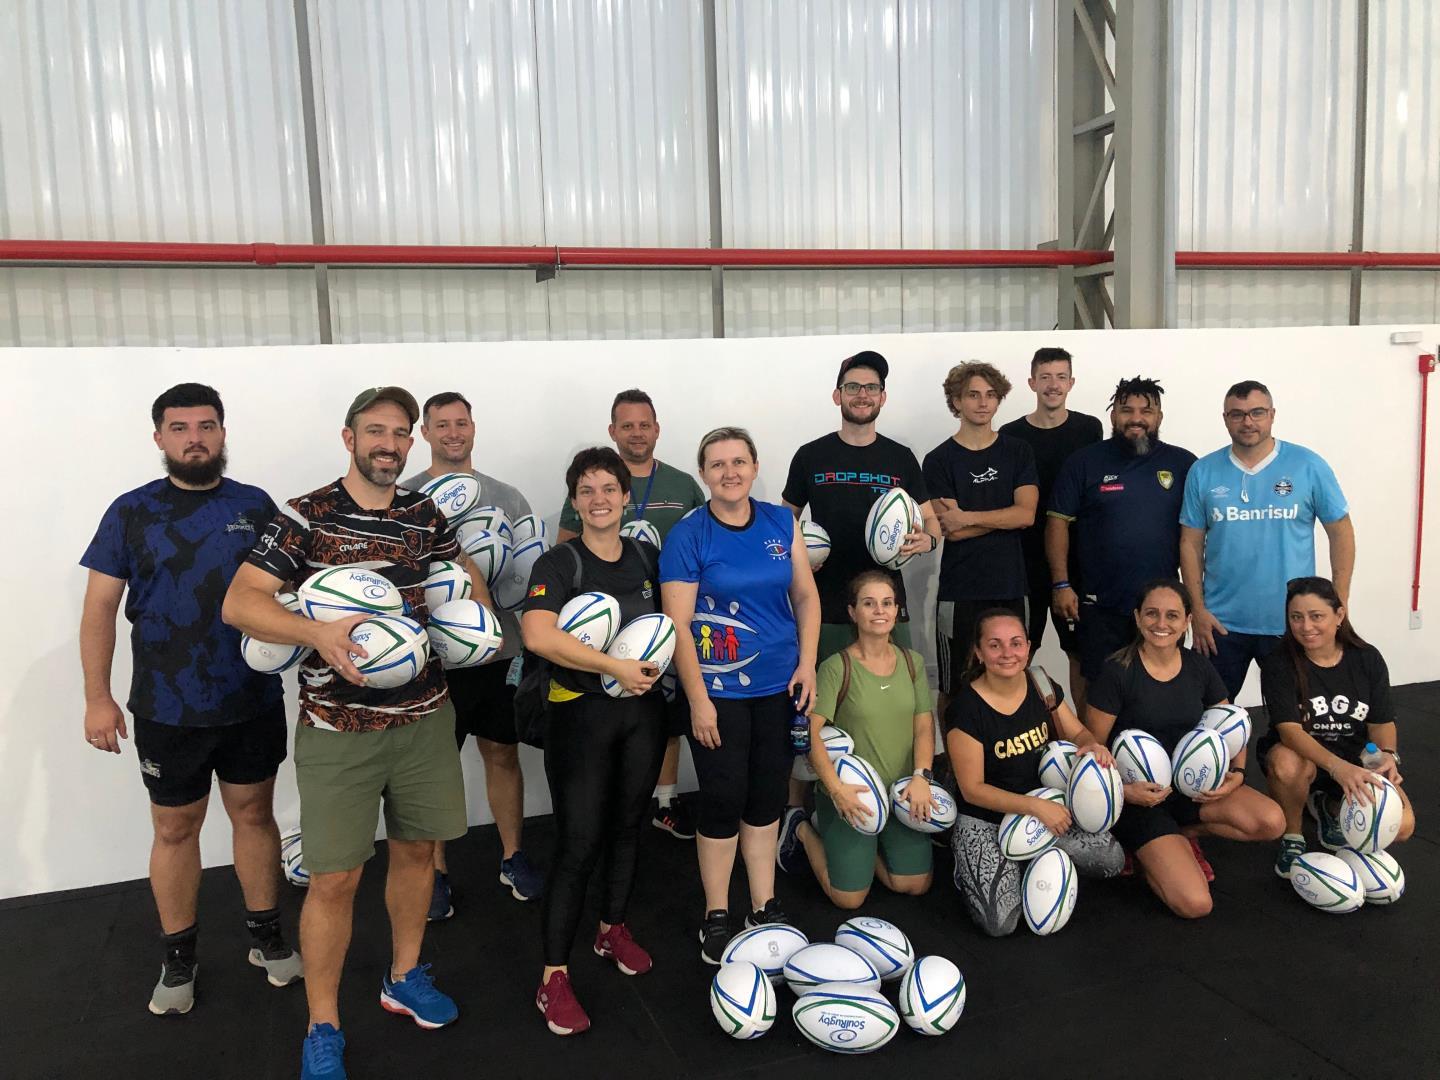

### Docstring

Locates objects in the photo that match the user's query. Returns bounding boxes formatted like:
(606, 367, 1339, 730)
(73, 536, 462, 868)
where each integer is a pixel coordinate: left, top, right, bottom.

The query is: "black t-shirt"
(921, 434, 1038, 601)
(943, 677, 1064, 824)
(998, 411, 1103, 579)
(522, 538, 661, 696)
(782, 432, 929, 624)
(1087, 649, 1228, 752)
(1259, 645, 1395, 764)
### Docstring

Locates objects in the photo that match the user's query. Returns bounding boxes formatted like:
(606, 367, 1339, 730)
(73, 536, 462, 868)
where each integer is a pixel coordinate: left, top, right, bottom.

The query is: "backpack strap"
(623, 535, 661, 582)
(899, 645, 917, 684)
(565, 540, 584, 592)
(1027, 664, 1060, 712)
(836, 648, 853, 712)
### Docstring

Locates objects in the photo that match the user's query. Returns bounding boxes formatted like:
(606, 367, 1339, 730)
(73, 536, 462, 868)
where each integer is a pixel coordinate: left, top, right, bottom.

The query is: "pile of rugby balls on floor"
(1290, 777, 1406, 913)
(794, 726, 959, 836)
(710, 916, 965, 1053)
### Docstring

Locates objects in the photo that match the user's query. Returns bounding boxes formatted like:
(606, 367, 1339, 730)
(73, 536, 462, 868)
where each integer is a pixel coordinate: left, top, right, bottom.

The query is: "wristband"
(1052, 580, 1071, 591)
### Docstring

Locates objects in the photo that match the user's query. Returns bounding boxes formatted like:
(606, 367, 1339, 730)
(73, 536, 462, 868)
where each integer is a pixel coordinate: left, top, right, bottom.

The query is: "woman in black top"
(521, 448, 667, 1037)
(1086, 579, 1283, 920)
(1259, 576, 1415, 878)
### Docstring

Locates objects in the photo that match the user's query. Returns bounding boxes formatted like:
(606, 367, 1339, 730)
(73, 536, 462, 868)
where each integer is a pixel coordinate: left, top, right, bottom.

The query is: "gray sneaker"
(249, 945, 305, 987)
(148, 961, 197, 1016)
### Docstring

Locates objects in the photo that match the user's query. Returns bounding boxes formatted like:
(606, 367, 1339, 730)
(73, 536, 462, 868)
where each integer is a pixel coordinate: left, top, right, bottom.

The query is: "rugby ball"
(426, 599, 503, 668)
(819, 724, 854, 759)
(600, 613, 677, 698)
(458, 507, 512, 545)
(493, 536, 548, 610)
(1198, 704, 1253, 761)
(1112, 729, 1174, 789)
(1291, 851, 1364, 913)
(1037, 740, 1079, 790)
(556, 591, 621, 651)
(1335, 847, 1406, 905)
(863, 489, 921, 570)
(509, 513, 548, 546)
(719, 923, 810, 981)
(998, 806, 1059, 861)
(298, 566, 404, 622)
(419, 472, 482, 524)
(348, 615, 429, 689)
(277, 590, 303, 614)
(890, 778, 958, 834)
(802, 521, 831, 570)
(1025, 785, 1067, 805)
(424, 560, 472, 612)
(831, 754, 888, 837)
(783, 943, 881, 996)
(793, 982, 899, 1054)
(710, 961, 776, 1040)
(1066, 754, 1123, 833)
(1171, 727, 1230, 799)
(241, 633, 311, 674)
(459, 527, 511, 588)
(619, 518, 662, 548)
(898, 955, 966, 1035)
(1340, 775, 1402, 853)
(834, 916, 914, 982)
(1022, 848, 1078, 936)
(279, 827, 308, 887)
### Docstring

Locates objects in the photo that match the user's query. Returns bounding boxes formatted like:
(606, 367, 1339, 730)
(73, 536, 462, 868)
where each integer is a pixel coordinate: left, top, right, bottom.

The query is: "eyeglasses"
(1224, 407, 1272, 422)
(841, 381, 884, 396)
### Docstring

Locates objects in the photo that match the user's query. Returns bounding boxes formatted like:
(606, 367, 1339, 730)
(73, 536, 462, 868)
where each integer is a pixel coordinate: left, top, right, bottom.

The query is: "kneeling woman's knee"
(828, 889, 869, 911)
(1169, 887, 1213, 920)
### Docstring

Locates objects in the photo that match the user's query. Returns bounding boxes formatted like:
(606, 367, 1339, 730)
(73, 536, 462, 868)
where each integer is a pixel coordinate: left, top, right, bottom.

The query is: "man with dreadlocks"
(1046, 376, 1197, 689)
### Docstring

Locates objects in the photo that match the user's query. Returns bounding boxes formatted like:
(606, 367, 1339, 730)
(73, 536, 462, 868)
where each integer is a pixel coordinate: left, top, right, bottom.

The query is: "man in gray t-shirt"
(402, 391, 545, 917)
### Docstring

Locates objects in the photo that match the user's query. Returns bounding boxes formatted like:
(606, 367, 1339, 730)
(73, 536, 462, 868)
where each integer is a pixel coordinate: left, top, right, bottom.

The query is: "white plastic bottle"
(1360, 742, 1386, 774)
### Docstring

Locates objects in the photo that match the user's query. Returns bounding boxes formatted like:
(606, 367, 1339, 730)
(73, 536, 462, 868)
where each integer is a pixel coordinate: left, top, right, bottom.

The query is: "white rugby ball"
(890, 778, 958, 834)
(277, 590, 303, 614)
(427, 599, 503, 668)
(348, 615, 429, 689)
(458, 527, 511, 588)
(1112, 729, 1174, 789)
(458, 506, 512, 545)
(831, 754, 889, 836)
(819, 724, 854, 759)
(419, 472, 482, 524)
(834, 916, 914, 982)
(1025, 785, 1067, 805)
(556, 591, 621, 651)
(1171, 727, 1230, 799)
(1022, 847, 1078, 936)
(710, 961, 776, 1040)
(241, 633, 311, 674)
(802, 520, 831, 570)
(783, 943, 881, 996)
(298, 566, 404, 622)
(898, 955, 966, 1035)
(619, 518, 662, 548)
(600, 613, 677, 698)
(719, 924, 810, 981)
(493, 536, 548, 610)
(1037, 740, 1079, 790)
(1340, 775, 1403, 853)
(863, 488, 922, 569)
(1291, 851, 1364, 913)
(279, 827, 308, 887)
(1198, 704, 1253, 761)
(424, 560, 472, 612)
(793, 982, 899, 1055)
(1065, 754, 1123, 833)
(1335, 847, 1406, 905)
(509, 513, 548, 546)
(998, 806, 1059, 861)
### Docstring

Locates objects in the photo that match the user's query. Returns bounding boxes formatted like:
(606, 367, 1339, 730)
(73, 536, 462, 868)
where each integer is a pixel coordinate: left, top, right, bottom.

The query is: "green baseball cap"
(345, 386, 419, 429)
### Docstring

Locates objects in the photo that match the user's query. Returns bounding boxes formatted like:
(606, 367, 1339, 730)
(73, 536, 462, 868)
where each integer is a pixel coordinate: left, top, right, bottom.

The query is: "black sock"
(245, 908, 283, 949)
(161, 924, 198, 971)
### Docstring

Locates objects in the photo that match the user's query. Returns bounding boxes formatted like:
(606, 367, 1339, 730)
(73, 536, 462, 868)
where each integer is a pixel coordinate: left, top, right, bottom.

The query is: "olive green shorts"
(816, 621, 913, 665)
(294, 702, 467, 874)
(813, 787, 933, 893)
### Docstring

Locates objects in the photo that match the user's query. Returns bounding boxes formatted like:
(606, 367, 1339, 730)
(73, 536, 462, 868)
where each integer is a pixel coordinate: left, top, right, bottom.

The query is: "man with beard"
(556, 389, 706, 840)
(402, 391, 544, 916)
(224, 386, 488, 1080)
(1047, 376, 1197, 685)
(80, 382, 302, 1017)
(1179, 380, 1354, 699)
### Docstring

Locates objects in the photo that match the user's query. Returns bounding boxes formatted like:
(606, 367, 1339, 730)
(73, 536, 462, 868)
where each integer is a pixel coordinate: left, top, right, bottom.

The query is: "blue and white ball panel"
(600, 613, 678, 698)
(509, 513, 548, 546)
(783, 943, 881, 996)
(801, 520, 831, 570)
(348, 615, 429, 689)
(1291, 851, 1364, 913)
(719, 924, 810, 980)
(1198, 704, 1254, 761)
(459, 506, 513, 545)
(458, 527, 511, 588)
(792, 982, 899, 1055)
(279, 827, 308, 887)
(1112, 728, 1173, 788)
(419, 472, 482, 524)
(426, 599, 504, 668)
(831, 754, 889, 837)
(423, 560, 473, 612)
(819, 724, 854, 759)
(1037, 740, 1079, 790)
(834, 917, 914, 982)
(998, 809, 1057, 861)
(297, 566, 404, 622)
(864, 489, 918, 569)
(1065, 755, 1123, 834)
(1022, 848, 1078, 936)
(1340, 775, 1402, 853)
(241, 634, 311, 674)
(898, 955, 966, 1035)
(493, 536, 549, 610)
(1171, 727, 1229, 799)
(1335, 847, 1405, 905)
(890, 778, 958, 834)
(1024, 785, 1066, 804)
(709, 961, 776, 1040)
(556, 591, 621, 651)
(619, 518, 662, 548)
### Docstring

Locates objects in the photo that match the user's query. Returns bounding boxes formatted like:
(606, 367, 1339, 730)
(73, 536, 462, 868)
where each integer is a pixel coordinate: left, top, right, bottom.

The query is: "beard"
(1112, 425, 1154, 456)
(356, 449, 404, 486)
(164, 446, 227, 486)
(840, 400, 882, 426)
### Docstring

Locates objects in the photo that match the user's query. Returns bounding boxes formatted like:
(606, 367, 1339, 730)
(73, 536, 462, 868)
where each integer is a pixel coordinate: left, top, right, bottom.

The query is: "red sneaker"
(1120, 851, 1136, 878)
(1188, 837, 1215, 883)
(593, 923, 652, 976)
(536, 970, 590, 1036)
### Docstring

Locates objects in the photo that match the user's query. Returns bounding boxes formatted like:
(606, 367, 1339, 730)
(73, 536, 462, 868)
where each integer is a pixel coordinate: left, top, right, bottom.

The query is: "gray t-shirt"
(402, 466, 533, 660)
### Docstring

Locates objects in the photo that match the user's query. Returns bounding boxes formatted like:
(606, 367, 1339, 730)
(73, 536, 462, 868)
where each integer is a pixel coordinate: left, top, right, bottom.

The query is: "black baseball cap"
(836, 350, 889, 388)
(345, 386, 420, 429)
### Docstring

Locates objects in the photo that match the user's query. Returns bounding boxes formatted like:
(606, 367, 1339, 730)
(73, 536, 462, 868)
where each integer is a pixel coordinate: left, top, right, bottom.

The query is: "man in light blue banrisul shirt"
(1179, 380, 1355, 699)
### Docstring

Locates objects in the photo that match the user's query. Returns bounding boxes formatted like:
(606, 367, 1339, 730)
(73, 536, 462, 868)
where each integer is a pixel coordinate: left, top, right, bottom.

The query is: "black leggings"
(540, 691, 667, 967)
(687, 692, 792, 840)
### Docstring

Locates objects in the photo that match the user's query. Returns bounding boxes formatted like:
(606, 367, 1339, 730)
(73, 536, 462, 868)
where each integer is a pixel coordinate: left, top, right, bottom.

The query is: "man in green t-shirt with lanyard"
(557, 389, 706, 839)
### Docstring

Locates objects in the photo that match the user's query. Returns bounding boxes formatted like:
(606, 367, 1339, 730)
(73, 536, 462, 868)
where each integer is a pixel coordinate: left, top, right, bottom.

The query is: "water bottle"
(1361, 742, 1386, 773)
(789, 706, 810, 755)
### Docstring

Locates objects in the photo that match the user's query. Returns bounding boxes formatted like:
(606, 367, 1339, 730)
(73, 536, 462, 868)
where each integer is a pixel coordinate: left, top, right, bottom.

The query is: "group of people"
(77, 348, 1416, 1079)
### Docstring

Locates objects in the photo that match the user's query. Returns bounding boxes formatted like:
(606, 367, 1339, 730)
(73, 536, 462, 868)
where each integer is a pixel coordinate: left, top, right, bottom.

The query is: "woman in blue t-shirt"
(660, 426, 820, 965)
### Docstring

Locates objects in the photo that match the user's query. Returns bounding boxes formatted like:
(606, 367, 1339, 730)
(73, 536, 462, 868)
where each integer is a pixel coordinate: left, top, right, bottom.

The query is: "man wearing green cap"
(224, 386, 491, 1080)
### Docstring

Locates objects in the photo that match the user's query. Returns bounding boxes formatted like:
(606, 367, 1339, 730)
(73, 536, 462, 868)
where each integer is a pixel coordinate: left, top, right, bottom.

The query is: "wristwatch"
(1382, 748, 1402, 766)
(913, 768, 934, 782)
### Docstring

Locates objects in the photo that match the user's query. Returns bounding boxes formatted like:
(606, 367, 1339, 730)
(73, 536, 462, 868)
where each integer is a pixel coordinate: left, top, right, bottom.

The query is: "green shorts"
(816, 621, 913, 665)
(813, 787, 933, 893)
(294, 702, 467, 874)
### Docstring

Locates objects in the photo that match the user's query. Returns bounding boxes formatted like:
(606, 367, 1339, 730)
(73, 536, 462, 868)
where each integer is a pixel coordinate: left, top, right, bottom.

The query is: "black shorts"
(133, 710, 287, 808)
(1077, 602, 1137, 681)
(447, 659, 519, 747)
(1025, 567, 1079, 655)
(935, 597, 1027, 695)
(663, 685, 691, 739)
(687, 692, 793, 839)
(1110, 790, 1203, 851)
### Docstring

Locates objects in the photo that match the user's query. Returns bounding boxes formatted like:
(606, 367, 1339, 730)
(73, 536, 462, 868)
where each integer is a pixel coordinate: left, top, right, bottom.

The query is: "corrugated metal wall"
(2, 0, 1438, 346)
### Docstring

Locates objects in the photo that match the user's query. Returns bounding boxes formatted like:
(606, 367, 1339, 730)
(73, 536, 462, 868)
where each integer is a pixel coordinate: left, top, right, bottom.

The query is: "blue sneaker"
(500, 851, 544, 901)
(427, 871, 454, 922)
(776, 806, 810, 876)
(1307, 791, 1346, 851)
(301, 1022, 346, 1079)
(380, 964, 458, 1029)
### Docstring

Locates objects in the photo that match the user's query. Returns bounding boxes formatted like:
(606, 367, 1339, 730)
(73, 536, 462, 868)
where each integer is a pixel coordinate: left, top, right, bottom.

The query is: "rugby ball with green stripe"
(347, 614, 428, 688)
(863, 488, 923, 569)
(1291, 851, 1364, 913)
(1335, 847, 1406, 905)
(1171, 727, 1229, 799)
(298, 566, 404, 622)
(556, 591, 621, 651)
(792, 982, 898, 1054)
(600, 613, 677, 698)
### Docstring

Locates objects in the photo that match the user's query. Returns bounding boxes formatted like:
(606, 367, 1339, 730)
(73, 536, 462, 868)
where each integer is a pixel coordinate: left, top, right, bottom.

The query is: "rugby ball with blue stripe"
(494, 536, 550, 610)
(427, 600, 503, 668)
(419, 472, 482, 524)
(998, 805, 1059, 861)
(619, 518, 662, 548)
(298, 565, 404, 622)
(458, 527, 511, 589)
(819, 724, 854, 759)
(241, 592, 312, 673)
(863, 488, 922, 569)
(1171, 727, 1229, 799)
(1340, 775, 1402, 853)
(898, 955, 966, 1035)
(834, 916, 914, 982)
(1066, 754, 1123, 833)
(1112, 728, 1173, 789)
(890, 777, 958, 834)
(458, 506, 512, 545)
(1037, 740, 1079, 790)
(600, 613, 677, 698)
(719, 924, 809, 981)
(556, 591, 621, 651)
(709, 961, 776, 1039)
(1022, 847, 1078, 936)
(509, 513, 548, 546)
(424, 560, 472, 612)
(831, 754, 888, 836)
(802, 520, 831, 570)
(792, 982, 898, 1054)
(348, 615, 429, 688)
(783, 943, 880, 996)
(1197, 704, 1253, 761)
(1291, 851, 1364, 913)
(1335, 847, 1405, 905)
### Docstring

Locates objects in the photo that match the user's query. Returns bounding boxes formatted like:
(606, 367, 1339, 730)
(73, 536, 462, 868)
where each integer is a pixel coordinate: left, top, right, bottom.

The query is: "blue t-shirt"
(1048, 437, 1196, 611)
(80, 477, 284, 727)
(1180, 441, 1349, 635)
(659, 500, 800, 699)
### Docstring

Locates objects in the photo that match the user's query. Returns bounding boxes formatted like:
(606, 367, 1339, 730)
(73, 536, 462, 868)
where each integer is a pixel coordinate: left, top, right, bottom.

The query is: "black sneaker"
(652, 799, 696, 840)
(776, 806, 809, 876)
(744, 897, 790, 929)
(698, 909, 732, 966)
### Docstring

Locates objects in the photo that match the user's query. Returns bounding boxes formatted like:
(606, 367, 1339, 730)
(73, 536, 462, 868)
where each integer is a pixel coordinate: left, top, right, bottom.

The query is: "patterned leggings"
(950, 813, 1124, 937)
